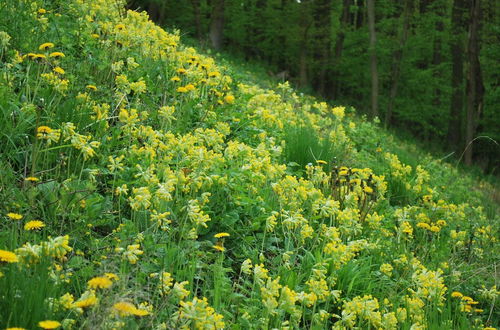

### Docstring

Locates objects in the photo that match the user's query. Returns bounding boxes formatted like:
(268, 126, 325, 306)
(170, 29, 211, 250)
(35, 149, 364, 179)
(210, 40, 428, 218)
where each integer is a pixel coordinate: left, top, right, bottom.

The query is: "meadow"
(0, 0, 498, 329)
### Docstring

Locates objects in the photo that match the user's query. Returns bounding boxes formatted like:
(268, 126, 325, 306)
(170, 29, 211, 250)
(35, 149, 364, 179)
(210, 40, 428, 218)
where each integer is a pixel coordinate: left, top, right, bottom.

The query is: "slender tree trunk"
(355, 0, 365, 29)
(367, 0, 378, 118)
(446, 0, 467, 149)
(386, 0, 411, 127)
(209, 0, 225, 50)
(312, 0, 332, 96)
(464, 0, 484, 165)
(332, 0, 351, 99)
(190, 0, 203, 42)
(299, 22, 312, 88)
(432, 5, 445, 107)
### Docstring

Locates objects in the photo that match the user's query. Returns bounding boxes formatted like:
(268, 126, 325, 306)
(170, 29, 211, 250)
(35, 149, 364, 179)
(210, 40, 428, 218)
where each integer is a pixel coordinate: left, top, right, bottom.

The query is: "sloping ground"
(0, 0, 498, 329)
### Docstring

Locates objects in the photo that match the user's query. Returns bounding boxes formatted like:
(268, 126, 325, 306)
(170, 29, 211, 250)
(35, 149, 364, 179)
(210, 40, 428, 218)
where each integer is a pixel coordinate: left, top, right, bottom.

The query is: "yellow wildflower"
(112, 302, 149, 317)
(212, 244, 225, 252)
(7, 212, 23, 220)
(214, 232, 230, 238)
(0, 249, 18, 263)
(25, 176, 40, 182)
(53, 67, 65, 74)
(224, 94, 235, 104)
(86, 85, 97, 91)
(88, 276, 113, 289)
(49, 52, 65, 58)
(24, 220, 45, 231)
(38, 320, 61, 329)
(39, 42, 55, 51)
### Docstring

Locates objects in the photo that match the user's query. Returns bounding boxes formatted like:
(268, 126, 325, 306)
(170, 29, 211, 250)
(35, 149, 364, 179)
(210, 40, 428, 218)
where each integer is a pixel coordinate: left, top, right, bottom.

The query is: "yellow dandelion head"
(7, 212, 23, 220)
(53, 67, 65, 75)
(86, 85, 97, 91)
(214, 232, 230, 238)
(224, 94, 235, 104)
(49, 52, 65, 58)
(37, 126, 53, 137)
(88, 276, 113, 289)
(24, 220, 45, 231)
(38, 320, 61, 329)
(212, 244, 225, 252)
(39, 42, 55, 51)
(0, 249, 19, 263)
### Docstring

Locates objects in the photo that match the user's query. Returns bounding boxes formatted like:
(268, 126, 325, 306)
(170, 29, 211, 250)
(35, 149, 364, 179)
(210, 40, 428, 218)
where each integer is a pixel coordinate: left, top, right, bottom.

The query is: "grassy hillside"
(0, 0, 498, 329)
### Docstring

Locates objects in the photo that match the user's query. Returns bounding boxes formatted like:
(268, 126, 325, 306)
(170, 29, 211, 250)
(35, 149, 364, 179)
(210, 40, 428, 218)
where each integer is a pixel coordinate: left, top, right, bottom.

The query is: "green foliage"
(0, 0, 498, 329)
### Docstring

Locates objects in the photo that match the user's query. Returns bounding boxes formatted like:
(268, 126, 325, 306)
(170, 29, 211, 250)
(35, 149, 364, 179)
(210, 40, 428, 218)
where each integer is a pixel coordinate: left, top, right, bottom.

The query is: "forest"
(132, 0, 500, 173)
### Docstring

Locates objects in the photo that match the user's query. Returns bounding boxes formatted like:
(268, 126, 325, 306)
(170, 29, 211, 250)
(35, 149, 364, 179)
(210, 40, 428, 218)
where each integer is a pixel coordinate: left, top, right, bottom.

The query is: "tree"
(464, 0, 485, 165)
(332, 0, 351, 99)
(367, 0, 378, 118)
(385, 0, 411, 127)
(209, 0, 225, 50)
(446, 0, 467, 150)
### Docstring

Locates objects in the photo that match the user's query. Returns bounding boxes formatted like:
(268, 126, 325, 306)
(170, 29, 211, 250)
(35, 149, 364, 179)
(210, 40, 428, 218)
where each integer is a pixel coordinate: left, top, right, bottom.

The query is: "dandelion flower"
(214, 232, 230, 238)
(39, 42, 55, 51)
(88, 276, 113, 289)
(73, 290, 98, 308)
(224, 94, 235, 104)
(53, 67, 65, 74)
(105, 272, 119, 281)
(316, 160, 327, 165)
(24, 220, 45, 231)
(170, 76, 180, 82)
(212, 244, 225, 252)
(49, 52, 65, 59)
(38, 320, 61, 329)
(176, 86, 188, 93)
(0, 249, 18, 263)
(86, 85, 97, 91)
(112, 302, 149, 317)
(7, 212, 23, 220)
(37, 8, 47, 14)
(36, 126, 52, 138)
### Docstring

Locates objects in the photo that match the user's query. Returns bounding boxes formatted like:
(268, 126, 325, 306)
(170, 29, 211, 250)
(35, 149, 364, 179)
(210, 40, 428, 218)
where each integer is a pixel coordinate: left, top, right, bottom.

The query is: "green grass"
(0, 0, 498, 329)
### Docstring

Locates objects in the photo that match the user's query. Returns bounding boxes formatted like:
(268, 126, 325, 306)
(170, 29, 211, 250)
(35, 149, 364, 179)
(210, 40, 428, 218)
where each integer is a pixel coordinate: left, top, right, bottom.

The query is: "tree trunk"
(190, 0, 203, 42)
(446, 0, 467, 150)
(332, 0, 351, 99)
(385, 0, 411, 127)
(367, 0, 378, 118)
(464, 0, 484, 166)
(312, 0, 332, 96)
(355, 0, 365, 29)
(299, 23, 312, 88)
(209, 0, 225, 50)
